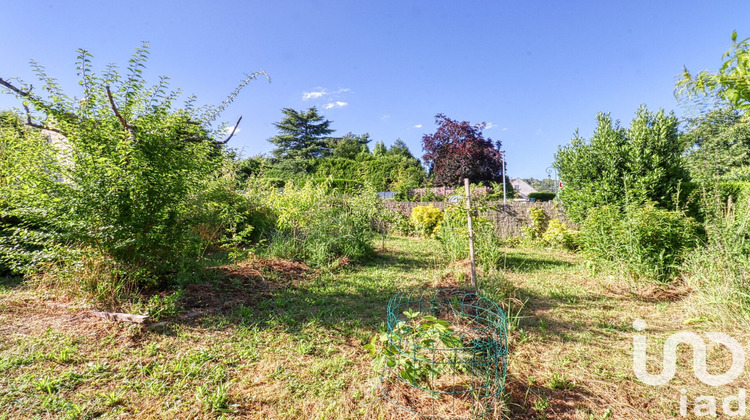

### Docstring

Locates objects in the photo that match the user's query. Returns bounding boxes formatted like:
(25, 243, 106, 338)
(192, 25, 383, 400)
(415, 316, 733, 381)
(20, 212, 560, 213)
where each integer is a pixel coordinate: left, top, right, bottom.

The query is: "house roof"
(510, 178, 537, 198)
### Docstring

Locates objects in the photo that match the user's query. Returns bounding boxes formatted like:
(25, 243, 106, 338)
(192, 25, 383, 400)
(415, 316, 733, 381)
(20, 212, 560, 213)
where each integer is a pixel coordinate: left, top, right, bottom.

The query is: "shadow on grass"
(500, 253, 573, 273)
(154, 247, 428, 337)
(0, 275, 24, 290)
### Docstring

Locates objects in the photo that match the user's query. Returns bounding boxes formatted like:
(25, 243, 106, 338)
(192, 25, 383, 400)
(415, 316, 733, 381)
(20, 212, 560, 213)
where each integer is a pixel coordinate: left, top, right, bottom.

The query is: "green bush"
(438, 205, 504, 270)
(683, 197, 750, 322)
(579, 203, 698, 282)
(410, 205, 444, 237)
(542, 219, 578, 250)
(523, 206, 549, 241)
(0, 46, 269, 289)
(262, 181, 379, 266)
(528, 192, 556, 202)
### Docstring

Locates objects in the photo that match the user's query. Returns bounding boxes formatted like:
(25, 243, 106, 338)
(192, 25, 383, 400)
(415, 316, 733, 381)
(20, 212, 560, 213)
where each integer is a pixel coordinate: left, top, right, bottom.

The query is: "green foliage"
(522, 177, 557, 192)
(542, 219, 578, 250)
(438, 205, 505, 270)
(677, 31, 750, 112)
(684, 197, 750, 321)
(528, 191, 556, 202)
(523, 206, 549, 241)
(365, 309, 464, 390)
(410, 205, 444, 237)
(578, 203, 698, 282)
(260, 180, 380, 266)
(554, 106, 686, 223)
(327, 132, 371, 159)
(681, 108, 750, 183)
(0, 44, 266, 288)
(268, 107, 334, 174)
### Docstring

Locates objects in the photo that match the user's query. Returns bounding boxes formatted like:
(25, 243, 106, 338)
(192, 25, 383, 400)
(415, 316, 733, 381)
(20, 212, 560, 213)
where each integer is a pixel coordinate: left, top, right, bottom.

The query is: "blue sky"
(2, 1, 750, 179)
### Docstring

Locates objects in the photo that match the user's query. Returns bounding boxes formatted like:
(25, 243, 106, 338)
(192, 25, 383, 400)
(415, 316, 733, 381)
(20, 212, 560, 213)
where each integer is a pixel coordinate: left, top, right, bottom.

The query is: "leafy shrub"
(365, 309, 464, 389)
(411, 205, 444, 237)
(528, 192, 556, 202)
(0, 45, 266, 289)
(262, 181, 379, 266)
(683, 198, 750, 322)
(438, 205, 504, 270)
(579, 203, 698, 282)
(542, 219, 578, 250)
(383, 209, 414, 237)
(523, 206, 549, 241)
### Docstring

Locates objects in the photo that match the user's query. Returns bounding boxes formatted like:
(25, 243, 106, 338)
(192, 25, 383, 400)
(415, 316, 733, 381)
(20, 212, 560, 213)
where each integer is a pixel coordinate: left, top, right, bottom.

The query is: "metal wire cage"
(380, 289, 508, 419)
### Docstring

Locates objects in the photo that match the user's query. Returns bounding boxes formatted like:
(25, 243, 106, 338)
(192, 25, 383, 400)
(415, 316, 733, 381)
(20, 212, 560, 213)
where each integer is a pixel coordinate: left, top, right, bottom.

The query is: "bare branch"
(22, 104, 64, 134)
(217, 116, 242, 145)
(180, 116, 242, 148)
(1, 76, 79, 124)
(106, 85, 136, 141)
(0, 77, 31, 97)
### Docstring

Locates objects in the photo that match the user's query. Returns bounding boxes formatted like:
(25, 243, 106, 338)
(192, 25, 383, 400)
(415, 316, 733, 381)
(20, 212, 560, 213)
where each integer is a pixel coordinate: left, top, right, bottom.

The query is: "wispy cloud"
(502, 127, 508, 131)
(413, 124, 423, 129)
(223, 126, 241, 135)
(381, 114, 391, 120)
(302, 88, 327, 100)
(535, 128, 544, 136)
(302, 87, 350, 101)
(484, 122, 496, 130)
(324, 101, 348, 109)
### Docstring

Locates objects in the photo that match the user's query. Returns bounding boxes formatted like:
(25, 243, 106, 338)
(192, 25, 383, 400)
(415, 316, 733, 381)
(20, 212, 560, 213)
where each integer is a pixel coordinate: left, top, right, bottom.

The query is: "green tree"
(372, 141, 387, 157)
(0, 44, 265, 284)
(386, 139, 414, 158)
(268, 107, 334, 174)
(554, 106, 686, 223)
(681, 107, 750, 183)
(677, 31, 750, 112)
(327, 132, 370, 159)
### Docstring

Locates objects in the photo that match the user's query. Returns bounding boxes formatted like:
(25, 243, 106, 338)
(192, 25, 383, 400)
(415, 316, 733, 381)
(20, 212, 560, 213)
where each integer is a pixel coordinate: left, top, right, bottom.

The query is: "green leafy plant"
(259, 179, 380, 266)
(365, 309, 464, 391)
(542, 219, 578, 250)
(579, 203, 698, 282)
(523, 206, 549, 242)
(410, 205, 444, 237)
(0, 43, 268, 291)
(438, 204, 505, 270)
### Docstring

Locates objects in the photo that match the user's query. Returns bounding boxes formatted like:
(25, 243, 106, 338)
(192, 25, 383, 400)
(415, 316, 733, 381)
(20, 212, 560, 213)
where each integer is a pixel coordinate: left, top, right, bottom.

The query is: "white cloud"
(502, 127, 508, 131)
(302, 89, 326, 100)
(324, 101, 348, 109)
(381, 114, 391, 120)
(413, 124, 423, 128)
(223, 126, 241, 135)
(302, 87, 350, 101)
(484, 122, 496, 130)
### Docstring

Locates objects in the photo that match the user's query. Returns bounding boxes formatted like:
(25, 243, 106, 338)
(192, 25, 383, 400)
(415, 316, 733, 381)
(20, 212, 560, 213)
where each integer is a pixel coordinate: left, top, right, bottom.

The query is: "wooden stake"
(465, 178, 477, 289)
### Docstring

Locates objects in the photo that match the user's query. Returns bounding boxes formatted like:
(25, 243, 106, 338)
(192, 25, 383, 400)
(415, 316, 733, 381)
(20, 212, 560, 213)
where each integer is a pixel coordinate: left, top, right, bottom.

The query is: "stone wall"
(383, 200, 567, 239)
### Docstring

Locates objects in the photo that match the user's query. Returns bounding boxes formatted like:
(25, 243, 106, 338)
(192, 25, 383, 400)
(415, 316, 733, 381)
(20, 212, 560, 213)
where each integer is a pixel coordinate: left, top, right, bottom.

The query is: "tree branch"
(180, 116, 242, 148)
(106, 85, 136, 141)
(216, 116, 242, 145)
(0, 77, 31, 97)
(22, 104, 64, 134)
(1, 76, 79, 124)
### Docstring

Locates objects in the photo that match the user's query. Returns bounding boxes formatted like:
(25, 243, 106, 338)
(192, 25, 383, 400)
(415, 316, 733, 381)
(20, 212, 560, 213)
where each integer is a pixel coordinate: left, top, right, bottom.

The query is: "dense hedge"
(528, 191, 556, 202)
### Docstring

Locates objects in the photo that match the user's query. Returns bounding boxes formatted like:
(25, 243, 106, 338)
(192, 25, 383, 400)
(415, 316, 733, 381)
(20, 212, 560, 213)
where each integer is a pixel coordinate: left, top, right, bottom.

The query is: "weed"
(196, 381, 233, 414)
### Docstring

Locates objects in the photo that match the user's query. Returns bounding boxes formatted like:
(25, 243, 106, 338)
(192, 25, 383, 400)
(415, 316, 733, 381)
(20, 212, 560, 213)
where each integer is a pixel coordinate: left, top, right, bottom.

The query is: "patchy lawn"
(1, 238, 747, 419)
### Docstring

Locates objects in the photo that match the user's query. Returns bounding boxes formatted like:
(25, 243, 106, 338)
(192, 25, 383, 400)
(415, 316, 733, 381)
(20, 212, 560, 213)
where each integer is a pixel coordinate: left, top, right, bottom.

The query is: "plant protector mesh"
(380, 289, 508, 419)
